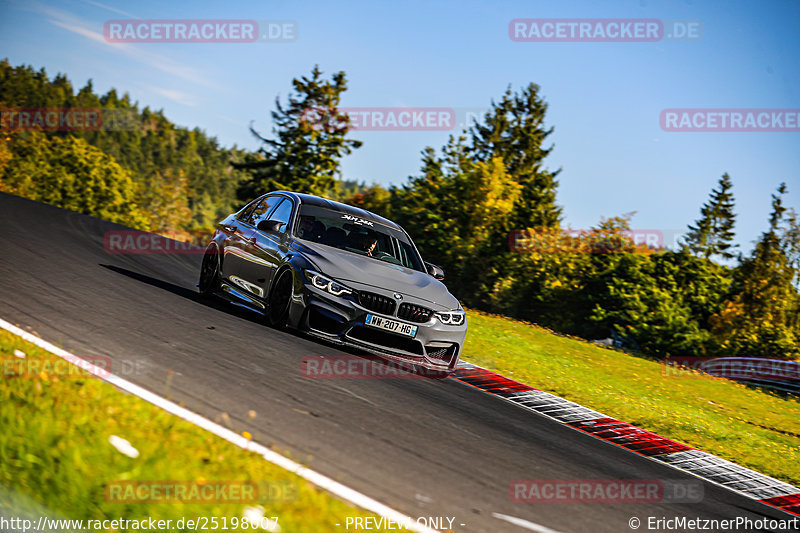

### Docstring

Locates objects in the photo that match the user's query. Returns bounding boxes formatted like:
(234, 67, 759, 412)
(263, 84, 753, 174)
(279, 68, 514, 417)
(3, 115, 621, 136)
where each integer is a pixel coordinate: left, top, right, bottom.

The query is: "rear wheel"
(267, 269, 293, 327)
(198, 246, 220, 297)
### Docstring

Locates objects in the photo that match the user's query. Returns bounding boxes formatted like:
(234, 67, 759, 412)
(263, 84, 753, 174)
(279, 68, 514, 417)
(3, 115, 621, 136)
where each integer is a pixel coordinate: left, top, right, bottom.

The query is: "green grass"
(462, 309, 800, 487)
(0, 329, 397, 532)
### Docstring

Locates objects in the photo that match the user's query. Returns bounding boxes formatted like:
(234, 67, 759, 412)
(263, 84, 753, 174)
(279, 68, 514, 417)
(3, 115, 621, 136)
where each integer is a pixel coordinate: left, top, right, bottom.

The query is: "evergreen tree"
(710, 183, 799, 358)
(467, 84, 561, 230)
(683, 173, 737, 260)
(236, 65, 361, 200)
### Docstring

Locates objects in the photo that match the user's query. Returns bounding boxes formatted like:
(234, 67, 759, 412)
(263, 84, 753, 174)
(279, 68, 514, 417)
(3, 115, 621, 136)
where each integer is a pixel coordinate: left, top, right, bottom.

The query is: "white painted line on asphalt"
(492, 512, 565, 533)
(0, 318, 440, 533)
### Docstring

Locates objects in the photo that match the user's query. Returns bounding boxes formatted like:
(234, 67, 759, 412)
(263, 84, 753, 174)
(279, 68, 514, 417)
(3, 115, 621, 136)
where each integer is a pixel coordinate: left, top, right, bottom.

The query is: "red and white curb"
(452, 362, 800, 517)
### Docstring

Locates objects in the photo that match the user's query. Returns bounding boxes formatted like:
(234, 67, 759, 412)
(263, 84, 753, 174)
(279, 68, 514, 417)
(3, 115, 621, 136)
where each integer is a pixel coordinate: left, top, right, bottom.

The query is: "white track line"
(491, 512, 565, 533)
(0, 318, 439, 533)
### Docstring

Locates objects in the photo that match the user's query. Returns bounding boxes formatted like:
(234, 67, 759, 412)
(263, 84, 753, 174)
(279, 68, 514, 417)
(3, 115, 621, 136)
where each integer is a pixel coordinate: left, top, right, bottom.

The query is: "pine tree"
(467, 84, 561, 230)
(236, 66, 361, 200)
(683, 173, 737, 260)
(710, 183, 799, 358)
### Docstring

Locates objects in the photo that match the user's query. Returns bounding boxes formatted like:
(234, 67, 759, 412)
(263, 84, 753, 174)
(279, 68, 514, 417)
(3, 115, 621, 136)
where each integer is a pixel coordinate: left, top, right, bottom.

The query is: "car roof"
(272, 190, 402, 231)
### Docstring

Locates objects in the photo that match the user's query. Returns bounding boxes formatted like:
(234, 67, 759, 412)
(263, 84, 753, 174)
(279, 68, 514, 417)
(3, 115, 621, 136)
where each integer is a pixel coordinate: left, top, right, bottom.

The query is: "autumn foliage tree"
(388, 137, 521, 300)
(0, 131, 149, 229)
(0, 59, 249, 232)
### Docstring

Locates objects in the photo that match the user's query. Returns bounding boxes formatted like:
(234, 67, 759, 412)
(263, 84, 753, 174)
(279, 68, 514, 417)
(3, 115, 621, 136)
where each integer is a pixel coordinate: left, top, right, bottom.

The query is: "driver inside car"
(364, 235, 378, 256)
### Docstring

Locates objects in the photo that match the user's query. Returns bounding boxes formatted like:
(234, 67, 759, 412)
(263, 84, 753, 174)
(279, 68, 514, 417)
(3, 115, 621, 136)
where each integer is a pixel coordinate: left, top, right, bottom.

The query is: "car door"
(241, 197, 295, 299)
(221, 195, 281, 298)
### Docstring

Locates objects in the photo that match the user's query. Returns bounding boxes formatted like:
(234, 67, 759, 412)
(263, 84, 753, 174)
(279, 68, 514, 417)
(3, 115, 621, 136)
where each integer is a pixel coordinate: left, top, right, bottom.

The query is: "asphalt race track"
(0, 192, 794, 532)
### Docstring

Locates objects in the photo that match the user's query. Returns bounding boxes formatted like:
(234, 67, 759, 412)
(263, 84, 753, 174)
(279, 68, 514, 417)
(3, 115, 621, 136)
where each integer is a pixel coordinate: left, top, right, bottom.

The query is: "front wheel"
(267, 269, 293, 327)
(198, 247, 220, 297)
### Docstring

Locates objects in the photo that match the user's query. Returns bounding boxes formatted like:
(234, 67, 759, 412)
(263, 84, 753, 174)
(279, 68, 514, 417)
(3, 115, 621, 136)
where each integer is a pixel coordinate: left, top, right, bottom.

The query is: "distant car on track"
(198, 191, 466, 376)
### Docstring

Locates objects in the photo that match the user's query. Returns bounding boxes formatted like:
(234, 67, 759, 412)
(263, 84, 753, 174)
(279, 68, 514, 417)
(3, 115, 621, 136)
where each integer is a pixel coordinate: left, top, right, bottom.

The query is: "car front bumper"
(288, 282, 466, 373)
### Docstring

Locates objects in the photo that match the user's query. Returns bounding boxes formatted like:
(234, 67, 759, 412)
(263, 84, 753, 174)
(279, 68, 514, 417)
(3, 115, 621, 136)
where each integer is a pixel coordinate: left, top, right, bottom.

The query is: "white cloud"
(145, 85, 197, 107)
(79, 0, 139, 19)
(33, 3, 220, 90)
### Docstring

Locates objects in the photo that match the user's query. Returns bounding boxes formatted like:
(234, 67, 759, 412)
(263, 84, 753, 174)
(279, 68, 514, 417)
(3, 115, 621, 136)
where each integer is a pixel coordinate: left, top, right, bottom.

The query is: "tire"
(266, 269, 293, 327)
(198, 246, 221, 297)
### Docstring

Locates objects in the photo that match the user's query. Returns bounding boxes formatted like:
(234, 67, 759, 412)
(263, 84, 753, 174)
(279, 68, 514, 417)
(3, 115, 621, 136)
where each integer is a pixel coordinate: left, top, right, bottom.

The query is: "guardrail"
(664, 356, 800, 397)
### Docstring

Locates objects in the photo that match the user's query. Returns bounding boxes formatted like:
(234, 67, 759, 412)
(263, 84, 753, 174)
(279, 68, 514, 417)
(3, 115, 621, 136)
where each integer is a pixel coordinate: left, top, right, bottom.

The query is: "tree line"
(1, 59, 798, 359)
(0, 59, 249, 232)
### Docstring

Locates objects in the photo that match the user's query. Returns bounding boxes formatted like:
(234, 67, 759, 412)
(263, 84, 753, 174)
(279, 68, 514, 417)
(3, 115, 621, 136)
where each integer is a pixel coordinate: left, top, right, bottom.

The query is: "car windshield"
(294, 205, 424, 272)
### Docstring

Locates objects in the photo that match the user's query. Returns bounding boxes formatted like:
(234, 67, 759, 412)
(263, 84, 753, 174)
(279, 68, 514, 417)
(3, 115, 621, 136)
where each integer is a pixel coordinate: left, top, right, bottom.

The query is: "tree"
(710, 183, 799, 358)
(341, 181, 391, 217)
(780, 207, 800, 289)
(0, 131, 150, 229)
(236, 66, 361, 200)
(467, 84, 561, 230)
(0, 59, 249, 233)
(683, 173, 737, 260)
(389, 137, 521, 300)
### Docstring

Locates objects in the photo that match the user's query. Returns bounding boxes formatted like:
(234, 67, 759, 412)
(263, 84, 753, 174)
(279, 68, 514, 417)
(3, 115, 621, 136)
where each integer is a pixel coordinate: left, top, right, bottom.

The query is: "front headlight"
(304, 270, 353, 297)
(435, 310, 465, 326)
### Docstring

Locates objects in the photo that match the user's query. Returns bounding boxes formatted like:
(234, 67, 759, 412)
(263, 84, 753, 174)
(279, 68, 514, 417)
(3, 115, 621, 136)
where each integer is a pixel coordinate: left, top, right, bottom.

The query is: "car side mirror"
(257, 220, 282, 233)
(425, 262, 445, 280)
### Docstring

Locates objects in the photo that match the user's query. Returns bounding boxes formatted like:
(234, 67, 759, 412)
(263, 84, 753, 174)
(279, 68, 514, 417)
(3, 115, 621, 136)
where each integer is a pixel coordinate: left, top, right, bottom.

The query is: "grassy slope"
(461, 309, 800, 487)
(0, 329, 396, 532)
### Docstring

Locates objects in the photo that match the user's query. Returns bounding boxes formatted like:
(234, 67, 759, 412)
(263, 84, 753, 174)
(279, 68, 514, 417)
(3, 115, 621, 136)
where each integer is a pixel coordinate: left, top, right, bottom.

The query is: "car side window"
(246, 196, 281, 227)
(267, 198, 294, 233)
(236, 199, 260, 223)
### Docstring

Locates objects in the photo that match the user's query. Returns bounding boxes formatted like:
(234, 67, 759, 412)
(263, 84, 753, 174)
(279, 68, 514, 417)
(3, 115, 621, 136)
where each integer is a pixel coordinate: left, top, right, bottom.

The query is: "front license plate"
(365, 313, 418, 338)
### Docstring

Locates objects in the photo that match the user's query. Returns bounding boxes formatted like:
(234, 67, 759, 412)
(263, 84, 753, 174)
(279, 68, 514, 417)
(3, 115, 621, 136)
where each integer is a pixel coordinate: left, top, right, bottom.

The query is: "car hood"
(294, 240, 460, 310)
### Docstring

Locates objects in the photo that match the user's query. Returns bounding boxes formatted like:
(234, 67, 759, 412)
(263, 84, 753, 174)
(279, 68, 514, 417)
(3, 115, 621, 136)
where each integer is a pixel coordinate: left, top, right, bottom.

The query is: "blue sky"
(1, 0, 798, 256)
